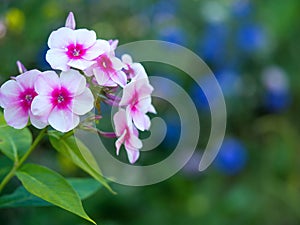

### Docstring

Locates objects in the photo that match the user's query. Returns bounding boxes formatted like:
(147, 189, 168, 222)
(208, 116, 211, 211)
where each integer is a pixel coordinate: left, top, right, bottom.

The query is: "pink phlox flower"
(121, 54, 148, 80)
(85, 40, 127, 87)
(65, 12, 76, 30)
(31, 69, 94, 133)
(113, 108, 142, 164)
(46, 27, 105, 71)
(119, 77, 156, 131)
(0, 70, 48, 129)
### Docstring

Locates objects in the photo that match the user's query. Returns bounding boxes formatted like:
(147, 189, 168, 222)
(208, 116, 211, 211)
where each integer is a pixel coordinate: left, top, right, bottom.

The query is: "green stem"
(0, 128, 47, 193)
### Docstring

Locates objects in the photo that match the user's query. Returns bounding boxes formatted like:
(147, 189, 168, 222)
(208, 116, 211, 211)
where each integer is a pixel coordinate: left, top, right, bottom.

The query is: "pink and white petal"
(35, 71, 60, 95)
(74, 29, 97, 48)
(67, 58, 95, 71)
(135, 96, 152, 112)
(65, 12, 76, 30)
(48, 27, 75, 49)
(127, 131, 142, 149)
(119, 82, 135, 106)
(29, 112, 48, 129)
(84, 64, 96, 77)
(1, 80, 21, 98)
(0, 89, 3, 107)
(109, 39, 119, 52)
(111, 57, 125, 71)
(16, 70, 40, 89)
(4, 106, 28, 129)
(136, 79, 153, 97)
(131, 64, 148, 81)
(115, 131, 127, 155)
(103, 79, 119, 87)
(110, 71, 127, 88)
(124, 146, 140, 164)
(46, 49, 70, 71)
(60, 70, 86, 95)
(48, 107, 79, 132)
(121, 54, 133, 64)
(147, 104, 157, 114)
(31, 96, 53, 117)
(132, 110, 151, 131)
(113, 109, 128, 136)
(71, 88, 94, 115)
(83, 40, 110, 60)
(94, 68, 111, 86)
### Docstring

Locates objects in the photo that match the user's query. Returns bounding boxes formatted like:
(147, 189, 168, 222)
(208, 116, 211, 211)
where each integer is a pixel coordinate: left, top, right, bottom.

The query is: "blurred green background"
(1, 0, 300, 224)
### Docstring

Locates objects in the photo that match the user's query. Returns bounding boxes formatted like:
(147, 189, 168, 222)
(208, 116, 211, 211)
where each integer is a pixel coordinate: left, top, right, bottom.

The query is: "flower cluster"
(0, 12, 155, 164)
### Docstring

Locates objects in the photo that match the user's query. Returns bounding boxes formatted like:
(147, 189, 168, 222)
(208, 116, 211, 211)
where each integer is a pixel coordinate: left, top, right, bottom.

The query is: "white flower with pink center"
(85, 40, 127, 87)
(31, 69, 94, 133)
(119, 77, 156, 131)
(113, 108, 142, 164)
(0, 70, 47, 129)
(46, 27, 105, 71)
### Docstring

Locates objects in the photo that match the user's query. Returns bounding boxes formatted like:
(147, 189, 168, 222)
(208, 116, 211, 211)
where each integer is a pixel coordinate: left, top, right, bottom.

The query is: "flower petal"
(121, 54, 133, 64)
(94, 68, 112, 86)
(60, 69, 86, 95)
(4, 106, 28, 129)
(48, 107, 79, 132)
(16, 69, 40, 89)
(113, 109, 127, 136)
(83, 40, 110, 60)
(124, 146, 140, 164)
(119, 81, 135, 106)
(48, 27, 75, 49)
(29, 111, 48, 129)
(74, 29, 97, 48)
(115, 130, 127, 155)
(31, 96, 53, 117)
(35, 71, 60, 95)
(131, 109, 151, 131)
(46, 49, 70, 71)
(65, 12, 76, 30)
(110, 71, 127, 88)
(67, 58, 95, 71)
(71, 88, 94, 115)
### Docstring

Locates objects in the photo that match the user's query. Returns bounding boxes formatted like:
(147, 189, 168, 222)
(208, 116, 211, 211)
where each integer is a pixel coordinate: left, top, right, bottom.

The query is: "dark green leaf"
(16, 164, 96, 224)
(0, 178, 102, 208)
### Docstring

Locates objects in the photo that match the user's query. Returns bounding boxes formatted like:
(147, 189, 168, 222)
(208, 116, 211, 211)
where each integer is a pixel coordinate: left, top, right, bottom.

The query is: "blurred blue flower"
(190, 69, 241, 110)
(264, 90, 290, 113)
(262, 66, 291, 112)
(214, 137, 248, 175)
(199, 23, 228, 65)
(237, 24, 266, 52)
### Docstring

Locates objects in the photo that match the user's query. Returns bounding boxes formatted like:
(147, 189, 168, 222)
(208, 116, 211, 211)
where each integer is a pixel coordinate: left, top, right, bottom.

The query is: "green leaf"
(0, 178, 102, 208)
(48, 130, 114, 194)
(16, 164, 96, 224)
(0, 112, 32, 161)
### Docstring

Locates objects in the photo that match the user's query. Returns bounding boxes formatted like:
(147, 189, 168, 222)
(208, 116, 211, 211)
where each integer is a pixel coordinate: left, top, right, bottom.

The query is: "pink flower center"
(97, 54, 114, 73)
(51, 87, 72, 109)
(19, 88, 37, 111)
(66, 44, 86, 59)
